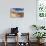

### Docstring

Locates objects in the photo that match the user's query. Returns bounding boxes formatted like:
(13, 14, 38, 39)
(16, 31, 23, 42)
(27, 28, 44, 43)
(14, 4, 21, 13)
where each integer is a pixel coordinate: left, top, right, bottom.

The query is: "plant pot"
(37, 39, 40, 43)
(37, 39, 45, 44)
(37, 39, 40, 46)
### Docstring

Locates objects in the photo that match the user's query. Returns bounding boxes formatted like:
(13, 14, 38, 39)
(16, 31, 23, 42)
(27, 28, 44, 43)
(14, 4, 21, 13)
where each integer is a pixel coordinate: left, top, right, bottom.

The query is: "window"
(37, 0, 46, 18)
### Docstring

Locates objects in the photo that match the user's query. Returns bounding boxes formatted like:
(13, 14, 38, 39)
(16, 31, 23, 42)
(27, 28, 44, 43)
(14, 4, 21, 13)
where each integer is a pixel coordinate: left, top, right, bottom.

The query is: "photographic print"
(10, 8, 24, 18)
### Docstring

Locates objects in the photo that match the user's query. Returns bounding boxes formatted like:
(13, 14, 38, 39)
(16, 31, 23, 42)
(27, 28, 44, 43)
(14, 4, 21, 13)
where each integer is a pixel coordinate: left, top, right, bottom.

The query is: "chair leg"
(5, 41, 7, 46)
(16, 35, 18, 46)
(4, 33, 7, 46)
(15, 34, 18, 46)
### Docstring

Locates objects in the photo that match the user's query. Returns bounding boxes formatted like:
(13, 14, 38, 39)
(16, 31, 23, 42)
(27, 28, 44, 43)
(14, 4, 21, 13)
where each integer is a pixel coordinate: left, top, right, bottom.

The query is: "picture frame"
(10, 8, 24, 18)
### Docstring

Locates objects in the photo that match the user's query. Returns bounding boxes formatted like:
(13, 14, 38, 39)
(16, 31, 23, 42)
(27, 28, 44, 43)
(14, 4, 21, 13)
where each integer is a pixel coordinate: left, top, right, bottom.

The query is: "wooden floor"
(0, 42, 46, 46)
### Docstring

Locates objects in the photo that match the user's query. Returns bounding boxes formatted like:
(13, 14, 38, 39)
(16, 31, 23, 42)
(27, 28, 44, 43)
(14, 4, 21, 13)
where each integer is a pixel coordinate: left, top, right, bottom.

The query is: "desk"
(4, 33, 18, 46)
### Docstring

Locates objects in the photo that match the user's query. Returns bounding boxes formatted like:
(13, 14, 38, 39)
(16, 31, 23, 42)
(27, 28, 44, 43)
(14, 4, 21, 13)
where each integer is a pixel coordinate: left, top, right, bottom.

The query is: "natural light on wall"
(37, 0, 46, 20)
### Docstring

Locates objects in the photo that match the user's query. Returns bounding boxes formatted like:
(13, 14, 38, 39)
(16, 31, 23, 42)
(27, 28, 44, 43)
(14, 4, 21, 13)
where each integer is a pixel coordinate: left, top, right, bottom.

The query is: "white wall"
(0, 0, 36, 42)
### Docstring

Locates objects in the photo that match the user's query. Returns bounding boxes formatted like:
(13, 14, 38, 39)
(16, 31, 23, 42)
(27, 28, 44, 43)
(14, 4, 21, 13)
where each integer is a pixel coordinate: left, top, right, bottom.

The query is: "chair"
(4, 27, 19, 46)
(18, 33, 30, 46)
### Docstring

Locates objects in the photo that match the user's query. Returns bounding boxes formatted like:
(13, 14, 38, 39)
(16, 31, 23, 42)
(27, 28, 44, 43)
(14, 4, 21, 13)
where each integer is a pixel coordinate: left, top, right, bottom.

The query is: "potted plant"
(32, 25, 39, 30)
(32, 24, 45, 30)
(40, 26, 45, 29)
(33, 32, 46, 43)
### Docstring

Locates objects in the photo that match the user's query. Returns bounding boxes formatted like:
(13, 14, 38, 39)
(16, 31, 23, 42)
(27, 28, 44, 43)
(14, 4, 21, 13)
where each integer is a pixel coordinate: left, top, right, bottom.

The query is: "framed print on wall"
(10, 8, 24, 18)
